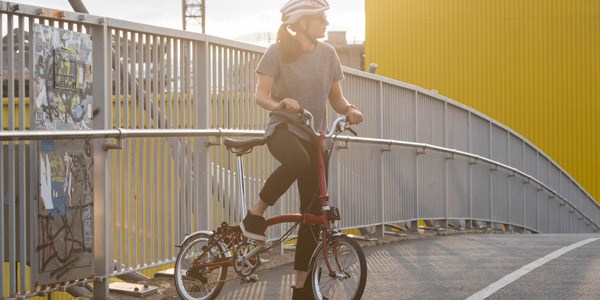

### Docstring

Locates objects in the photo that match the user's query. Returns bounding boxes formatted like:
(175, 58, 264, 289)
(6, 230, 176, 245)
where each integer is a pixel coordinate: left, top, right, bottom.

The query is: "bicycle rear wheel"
(174, 232, 228, 300)
(310, 235, 367, 300)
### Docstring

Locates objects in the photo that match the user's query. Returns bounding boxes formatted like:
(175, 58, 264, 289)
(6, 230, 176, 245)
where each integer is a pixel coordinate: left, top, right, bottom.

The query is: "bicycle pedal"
(259, 258, 269, 265)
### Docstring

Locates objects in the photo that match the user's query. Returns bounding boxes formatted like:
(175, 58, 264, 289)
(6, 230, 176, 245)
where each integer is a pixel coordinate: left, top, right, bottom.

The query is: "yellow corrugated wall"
(365, 0, 599, 202)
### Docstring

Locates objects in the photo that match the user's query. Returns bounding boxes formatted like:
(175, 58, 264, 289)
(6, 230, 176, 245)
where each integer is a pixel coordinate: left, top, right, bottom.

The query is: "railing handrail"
(2, 128, 597, 230)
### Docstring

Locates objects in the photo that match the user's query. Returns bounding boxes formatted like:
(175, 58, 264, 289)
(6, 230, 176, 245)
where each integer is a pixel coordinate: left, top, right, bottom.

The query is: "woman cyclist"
(239, 0, 364, 298)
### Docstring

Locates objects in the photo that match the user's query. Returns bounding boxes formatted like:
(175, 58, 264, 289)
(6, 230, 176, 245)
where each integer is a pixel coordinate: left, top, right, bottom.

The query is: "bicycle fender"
(176, 230, 214, 247)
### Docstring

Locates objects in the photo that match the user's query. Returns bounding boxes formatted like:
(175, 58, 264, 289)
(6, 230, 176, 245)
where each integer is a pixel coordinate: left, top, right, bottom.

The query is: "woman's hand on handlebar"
(346, 107, 364, 125)
(277, 98, 302, 114)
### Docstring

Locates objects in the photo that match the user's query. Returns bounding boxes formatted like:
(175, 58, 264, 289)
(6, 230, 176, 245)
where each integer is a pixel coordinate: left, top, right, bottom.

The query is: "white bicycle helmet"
(280, 0, 330, 25)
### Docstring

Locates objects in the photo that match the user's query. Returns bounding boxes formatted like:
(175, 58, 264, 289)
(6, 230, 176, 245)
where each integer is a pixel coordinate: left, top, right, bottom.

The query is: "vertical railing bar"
(414, 90, 419, 226)
(522, 139, 526, 230)
(444, 101, 448, 227)
(242, 52, 247, 129)
(180, 39, 185, 131)
(212, 45, 219, 226)
(166, 38, 172, 130)
(559, 171, 563, 233)
(229, 49, 236, 221)
(174, 38, 180, 135)
(468, 111, 473, 226)
(166, 38, 174, 254)
(230, 48, 235, 222)
(7, 13, 17, 297)
(489, 121, 493, 225)
(181, 40, 190, 235)
(0, 12, 4, 296)
(152, 34, 160, 262)
(249, 52, 255, 129)
(218, 46, 223, 129)
(379, 80, 385, 234)
(123, 30, 131, 269)
(206, 41, 219, 228)
(507, 131, 512, 230)
(28, 16, 38, 293)
(107, 20, 115, 275)
(188, 41, 194, 130)
(143, 32, 151, 266)
(131, 31, 138, 268)
(113, 28, 123, 273)
(186, 41, 193, 233)
(157, 35, 166, 259)
(217, 46, 224, 223)
(191, 41, 199, 231)
(536, 151, 539, 231)
(235, 49, 241, 130)
(183, 39, 190, 235)
(138, 32, 146, 267)
(174, 38, 184, 243)
(17, 15, 27, 295)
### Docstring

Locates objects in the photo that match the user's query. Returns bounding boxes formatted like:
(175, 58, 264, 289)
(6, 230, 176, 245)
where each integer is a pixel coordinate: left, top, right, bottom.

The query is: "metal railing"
(1, 1, 599, 299)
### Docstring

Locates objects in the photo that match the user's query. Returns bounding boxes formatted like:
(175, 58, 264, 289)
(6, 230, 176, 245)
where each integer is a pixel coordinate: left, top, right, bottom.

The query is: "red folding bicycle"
(174, 110, 367, 299)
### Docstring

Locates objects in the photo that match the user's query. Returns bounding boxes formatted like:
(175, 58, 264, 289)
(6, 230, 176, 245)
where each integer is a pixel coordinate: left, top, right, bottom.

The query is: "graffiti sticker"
(32, 24, 93, 131)
(32, 24, 94, 285)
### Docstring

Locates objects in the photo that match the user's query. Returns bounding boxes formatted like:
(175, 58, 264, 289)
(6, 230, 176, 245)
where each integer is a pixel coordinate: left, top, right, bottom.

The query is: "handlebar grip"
(278, 101, 304, 115)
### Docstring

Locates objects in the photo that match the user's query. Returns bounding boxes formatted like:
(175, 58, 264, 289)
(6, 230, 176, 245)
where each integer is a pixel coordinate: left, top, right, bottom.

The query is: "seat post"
(236, 153, 247, 221)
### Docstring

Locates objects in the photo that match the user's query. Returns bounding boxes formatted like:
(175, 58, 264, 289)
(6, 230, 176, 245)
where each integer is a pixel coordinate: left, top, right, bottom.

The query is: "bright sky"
(16, 0, 365, 44)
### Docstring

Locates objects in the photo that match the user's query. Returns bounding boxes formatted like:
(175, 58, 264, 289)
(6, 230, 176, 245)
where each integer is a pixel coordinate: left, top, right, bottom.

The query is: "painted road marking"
(466, 238, 600, 300)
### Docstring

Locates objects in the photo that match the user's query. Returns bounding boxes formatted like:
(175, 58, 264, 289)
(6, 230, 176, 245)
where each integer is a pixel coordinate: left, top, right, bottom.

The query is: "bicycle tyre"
(174, 233, 228, 300)
(310, 235, 367, 300)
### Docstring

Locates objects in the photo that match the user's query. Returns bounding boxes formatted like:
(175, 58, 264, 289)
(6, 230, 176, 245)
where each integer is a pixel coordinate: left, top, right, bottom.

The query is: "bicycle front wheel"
(174, 232, 228, 300)
(310, 235, 367, 300)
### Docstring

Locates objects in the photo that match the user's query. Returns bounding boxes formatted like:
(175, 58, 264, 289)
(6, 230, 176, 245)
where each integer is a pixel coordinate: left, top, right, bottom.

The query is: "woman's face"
(306, 14, 329, 39)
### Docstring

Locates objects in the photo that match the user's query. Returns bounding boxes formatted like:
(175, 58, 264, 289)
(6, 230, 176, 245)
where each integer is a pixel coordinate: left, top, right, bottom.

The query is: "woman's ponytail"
(277, 24, 303, 62)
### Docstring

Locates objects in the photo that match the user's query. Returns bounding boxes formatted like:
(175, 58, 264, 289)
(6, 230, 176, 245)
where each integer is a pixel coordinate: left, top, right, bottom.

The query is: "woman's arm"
(328, 81, 363, 124)
(255, 73, 300, 112)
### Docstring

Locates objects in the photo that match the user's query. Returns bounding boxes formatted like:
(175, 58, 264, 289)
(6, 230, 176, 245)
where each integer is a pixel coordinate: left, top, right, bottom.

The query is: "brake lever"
(347, 127, 358, 136)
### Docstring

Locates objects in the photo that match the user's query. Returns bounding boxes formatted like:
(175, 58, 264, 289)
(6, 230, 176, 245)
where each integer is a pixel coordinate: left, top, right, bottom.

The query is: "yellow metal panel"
(365, 0, 600, 202)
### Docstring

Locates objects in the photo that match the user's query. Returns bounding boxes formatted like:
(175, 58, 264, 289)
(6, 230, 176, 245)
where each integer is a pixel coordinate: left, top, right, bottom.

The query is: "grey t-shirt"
(256, 42, 344, 142)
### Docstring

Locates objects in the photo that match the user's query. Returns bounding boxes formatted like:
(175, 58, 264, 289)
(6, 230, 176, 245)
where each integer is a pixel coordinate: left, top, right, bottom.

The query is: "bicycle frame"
(190, 115, 348, 277)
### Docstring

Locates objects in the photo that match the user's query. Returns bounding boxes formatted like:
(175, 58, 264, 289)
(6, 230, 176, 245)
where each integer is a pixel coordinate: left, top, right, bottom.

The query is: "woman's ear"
(298, 18, 308, 30)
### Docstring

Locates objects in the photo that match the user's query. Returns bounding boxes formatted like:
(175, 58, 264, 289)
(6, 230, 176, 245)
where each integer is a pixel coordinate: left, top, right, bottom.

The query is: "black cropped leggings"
(259, 125, 322, 272)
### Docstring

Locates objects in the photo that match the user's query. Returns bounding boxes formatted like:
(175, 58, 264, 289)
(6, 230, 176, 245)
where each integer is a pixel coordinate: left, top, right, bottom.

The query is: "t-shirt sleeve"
(332, 50, 344, 82)
(256, 45, 279, 78)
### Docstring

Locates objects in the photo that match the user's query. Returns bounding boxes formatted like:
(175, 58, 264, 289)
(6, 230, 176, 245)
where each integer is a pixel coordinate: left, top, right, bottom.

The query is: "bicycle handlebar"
(271, 108, 356, 138)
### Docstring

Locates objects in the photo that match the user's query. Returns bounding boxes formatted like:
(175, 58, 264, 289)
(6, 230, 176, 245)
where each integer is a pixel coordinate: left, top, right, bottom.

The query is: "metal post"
(376, 80, 384, 238)
(411, 90, 419, 232)
(466, 112, 473, 229)
(196, 38, 211, 232)
(488, 121, 493, 229)
(92, 19, 112, 299)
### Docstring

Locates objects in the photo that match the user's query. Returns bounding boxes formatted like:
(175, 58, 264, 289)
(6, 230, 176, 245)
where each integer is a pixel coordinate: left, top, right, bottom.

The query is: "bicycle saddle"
(223, 137, 267, 153)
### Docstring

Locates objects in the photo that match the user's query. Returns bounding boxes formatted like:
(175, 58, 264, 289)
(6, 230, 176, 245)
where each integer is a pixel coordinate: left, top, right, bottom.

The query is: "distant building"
(234, 32, 275, 47)
(325, 31, 364, 71)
